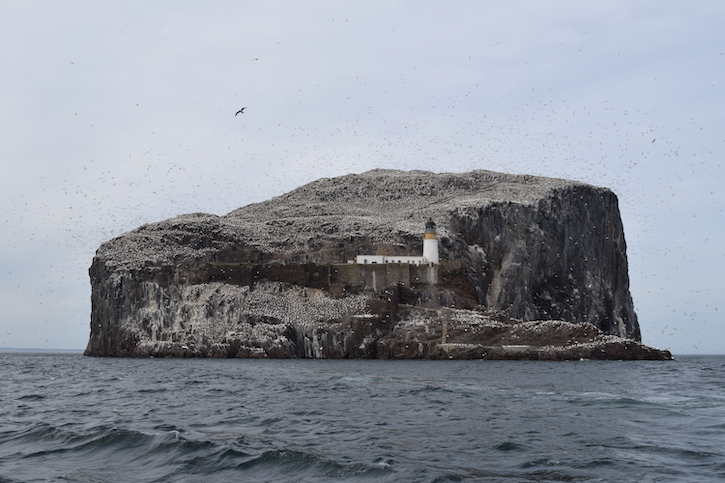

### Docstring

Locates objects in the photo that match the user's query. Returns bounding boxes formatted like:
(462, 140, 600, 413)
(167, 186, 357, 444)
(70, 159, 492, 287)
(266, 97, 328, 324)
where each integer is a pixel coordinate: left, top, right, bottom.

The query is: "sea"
(1, 353, 723, 483)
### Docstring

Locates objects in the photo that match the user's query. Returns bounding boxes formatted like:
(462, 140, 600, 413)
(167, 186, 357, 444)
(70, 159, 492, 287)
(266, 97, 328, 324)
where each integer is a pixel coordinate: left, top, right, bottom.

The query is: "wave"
(0, 422, 395, 483)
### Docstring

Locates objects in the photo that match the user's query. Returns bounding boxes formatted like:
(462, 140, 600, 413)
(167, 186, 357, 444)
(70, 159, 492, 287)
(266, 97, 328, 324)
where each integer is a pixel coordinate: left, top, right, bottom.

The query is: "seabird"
(235, 107, 247, 116)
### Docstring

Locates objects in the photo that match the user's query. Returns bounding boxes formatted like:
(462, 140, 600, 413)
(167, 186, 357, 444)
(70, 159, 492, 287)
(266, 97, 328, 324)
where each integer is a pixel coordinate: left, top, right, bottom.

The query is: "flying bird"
(235, 107, 247, 116)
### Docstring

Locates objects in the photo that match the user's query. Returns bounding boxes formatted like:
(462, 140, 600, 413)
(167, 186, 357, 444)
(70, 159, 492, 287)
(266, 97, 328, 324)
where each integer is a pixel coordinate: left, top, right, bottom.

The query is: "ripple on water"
(1, 354, 724, 482)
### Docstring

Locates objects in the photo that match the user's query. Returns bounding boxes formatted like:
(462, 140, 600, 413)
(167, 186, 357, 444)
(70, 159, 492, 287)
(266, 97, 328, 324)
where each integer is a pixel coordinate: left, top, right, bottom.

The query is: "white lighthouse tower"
(422, 219, 439, 264)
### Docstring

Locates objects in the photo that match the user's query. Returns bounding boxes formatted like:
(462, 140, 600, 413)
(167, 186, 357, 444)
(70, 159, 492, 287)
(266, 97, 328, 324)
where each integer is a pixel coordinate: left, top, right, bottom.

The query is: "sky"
(1, 1, 723, 354)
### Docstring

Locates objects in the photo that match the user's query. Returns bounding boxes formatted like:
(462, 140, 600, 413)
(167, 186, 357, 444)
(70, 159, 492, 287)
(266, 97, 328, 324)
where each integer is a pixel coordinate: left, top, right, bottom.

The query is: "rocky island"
(85, 169, 671, 360)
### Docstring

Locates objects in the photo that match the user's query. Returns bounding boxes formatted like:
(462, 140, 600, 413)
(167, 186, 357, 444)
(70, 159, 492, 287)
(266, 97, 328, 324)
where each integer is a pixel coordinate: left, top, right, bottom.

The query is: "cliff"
(84, 169, 671, 360)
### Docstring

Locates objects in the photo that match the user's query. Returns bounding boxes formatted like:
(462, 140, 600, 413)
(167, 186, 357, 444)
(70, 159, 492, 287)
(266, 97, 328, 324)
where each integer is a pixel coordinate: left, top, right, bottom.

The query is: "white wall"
(355, 255, 427, 265)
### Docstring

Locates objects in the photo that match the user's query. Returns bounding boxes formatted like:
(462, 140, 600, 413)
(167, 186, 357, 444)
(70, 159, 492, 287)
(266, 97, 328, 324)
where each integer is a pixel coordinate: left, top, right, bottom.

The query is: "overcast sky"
(1, 1, 723, 354)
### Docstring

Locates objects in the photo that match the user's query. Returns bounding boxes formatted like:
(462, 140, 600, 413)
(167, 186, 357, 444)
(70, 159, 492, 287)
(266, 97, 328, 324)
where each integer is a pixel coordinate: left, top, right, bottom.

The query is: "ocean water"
(1, 353, 723, 483)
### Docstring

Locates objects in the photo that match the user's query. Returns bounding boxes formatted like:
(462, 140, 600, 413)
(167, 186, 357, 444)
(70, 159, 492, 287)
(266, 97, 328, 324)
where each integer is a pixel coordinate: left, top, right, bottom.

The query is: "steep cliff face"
(85, 169, 665, 359)
(448, 184, 639, 339)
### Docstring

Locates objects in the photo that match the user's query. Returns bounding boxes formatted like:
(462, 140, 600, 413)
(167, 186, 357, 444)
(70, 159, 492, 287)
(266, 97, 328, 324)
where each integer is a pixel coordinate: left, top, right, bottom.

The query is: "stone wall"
(330, 263, 439, 290)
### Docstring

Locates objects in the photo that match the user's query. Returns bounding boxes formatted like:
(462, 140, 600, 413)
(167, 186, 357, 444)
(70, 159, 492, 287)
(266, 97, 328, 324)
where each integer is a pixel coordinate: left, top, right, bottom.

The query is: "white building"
(355, 220, 439, 265)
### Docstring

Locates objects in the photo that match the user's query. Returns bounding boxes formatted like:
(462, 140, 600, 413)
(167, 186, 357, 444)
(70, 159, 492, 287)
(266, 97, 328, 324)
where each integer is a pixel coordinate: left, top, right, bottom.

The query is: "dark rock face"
(84, 169, 669, 360)
(449, 184, 639, 339)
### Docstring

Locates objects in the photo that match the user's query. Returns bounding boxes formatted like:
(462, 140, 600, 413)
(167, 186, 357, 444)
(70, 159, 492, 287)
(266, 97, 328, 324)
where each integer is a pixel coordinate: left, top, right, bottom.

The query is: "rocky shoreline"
(85, 169, 672, 360)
